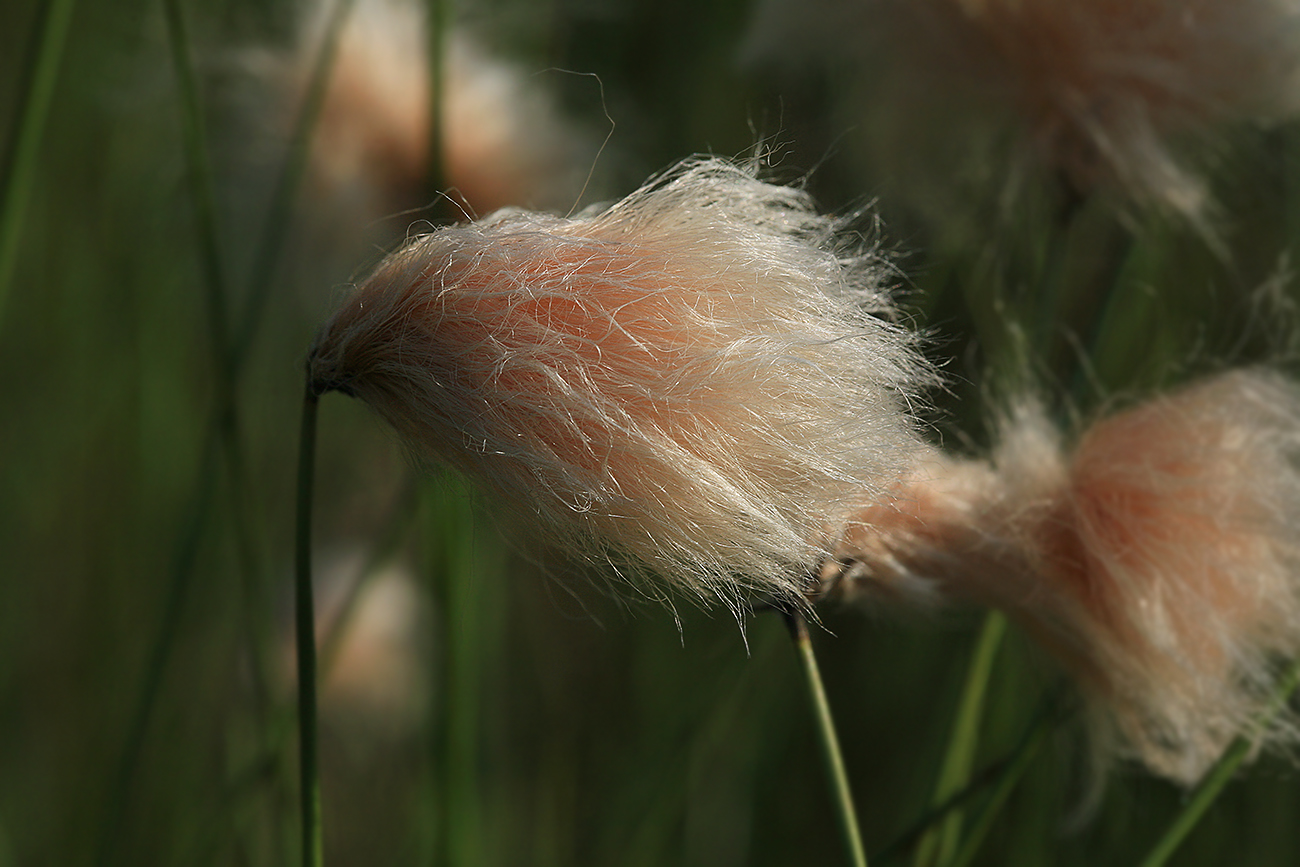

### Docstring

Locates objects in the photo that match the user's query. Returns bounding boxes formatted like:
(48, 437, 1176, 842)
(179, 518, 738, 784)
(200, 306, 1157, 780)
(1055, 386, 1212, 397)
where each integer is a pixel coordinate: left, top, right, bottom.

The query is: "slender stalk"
(944, 696, 1055, 867)
(912, 613, 1007, 867)
(870, 749, 1010, 864)
(1137, 657, 1300, 867)
(786, 611, 868, 867)
(0, 0, 76, 324)
(161, 0, 278, 716)
(98, 3, 351, 860)
(294, 387, 324, 867)
(161, 0, 230, 359)
(231, 0, 358, 367)
(95, 425, 222, 867)
(426, 476, 496, 867)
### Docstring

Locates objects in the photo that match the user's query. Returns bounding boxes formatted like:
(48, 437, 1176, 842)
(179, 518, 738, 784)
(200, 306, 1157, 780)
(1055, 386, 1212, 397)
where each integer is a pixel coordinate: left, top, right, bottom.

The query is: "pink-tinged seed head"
(743, 0, 1300, 233)
(310, 157, 933, 610)
(828, 370, 1300, 784)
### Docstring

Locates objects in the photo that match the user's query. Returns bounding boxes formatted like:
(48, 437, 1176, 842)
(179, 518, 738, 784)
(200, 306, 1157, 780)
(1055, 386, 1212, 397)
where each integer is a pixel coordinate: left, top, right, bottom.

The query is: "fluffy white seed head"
(310, 157, 933, 610)
(827, 370, 1300, 784)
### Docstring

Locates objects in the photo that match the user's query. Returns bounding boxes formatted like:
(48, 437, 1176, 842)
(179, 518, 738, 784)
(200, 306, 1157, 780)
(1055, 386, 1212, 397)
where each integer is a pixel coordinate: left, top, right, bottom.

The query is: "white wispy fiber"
(827, 370, 1300, 785)
(309, 157, 933, 610)
(311, 153, 1300, 784)
(743, 0, 1300, 234)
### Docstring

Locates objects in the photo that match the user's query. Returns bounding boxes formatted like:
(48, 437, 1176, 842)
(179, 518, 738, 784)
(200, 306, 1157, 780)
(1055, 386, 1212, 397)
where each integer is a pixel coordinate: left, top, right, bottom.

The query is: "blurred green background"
(5, 0, 1300, 865)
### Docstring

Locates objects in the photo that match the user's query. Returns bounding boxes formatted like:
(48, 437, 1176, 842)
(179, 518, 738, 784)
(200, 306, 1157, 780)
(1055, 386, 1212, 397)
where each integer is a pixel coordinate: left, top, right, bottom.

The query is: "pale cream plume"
(827, 370, 1300, 784)
(310, 157, 933, 610)
(744, 0, 1300, 233)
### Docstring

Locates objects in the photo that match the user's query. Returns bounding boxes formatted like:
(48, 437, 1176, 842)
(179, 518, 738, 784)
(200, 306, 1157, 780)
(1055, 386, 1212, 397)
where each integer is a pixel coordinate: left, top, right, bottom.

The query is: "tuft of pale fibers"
(310, 157, 934, 610)
(247, 0, 600, 223)
(827, 370, 1300, 784)
(743, 0, 1300, 236)
(312, 154, 1300, 785)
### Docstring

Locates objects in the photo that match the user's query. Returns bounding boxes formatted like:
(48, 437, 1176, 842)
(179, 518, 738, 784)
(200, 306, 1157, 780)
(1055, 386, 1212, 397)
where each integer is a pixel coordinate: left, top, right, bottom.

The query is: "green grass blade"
(944, 694, 1056, 867)
(160, 0, 230, 361)
(160, 0, 281, 712)
(1137, 657, 1300, 867)
(231, 0, 358, 369)
(912, 613, 1006, 867)
(0, 0, 77, 324)
(294, 388, 324, 867)
(788, 611, 868, 867)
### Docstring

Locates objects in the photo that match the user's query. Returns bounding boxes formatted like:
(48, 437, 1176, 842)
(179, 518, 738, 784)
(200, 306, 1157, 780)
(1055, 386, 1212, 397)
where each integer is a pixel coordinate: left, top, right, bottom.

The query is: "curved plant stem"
(0, 0, 76, 324)
(231, 0, 358, 366)
(101, 1, 353, 856)
(912, 613, 1006, 867)
(1137, 657, 1300, 867)
(945, 695, 1055, 867)
(294, 386, 323, 867)
(786, 611, 868, 867)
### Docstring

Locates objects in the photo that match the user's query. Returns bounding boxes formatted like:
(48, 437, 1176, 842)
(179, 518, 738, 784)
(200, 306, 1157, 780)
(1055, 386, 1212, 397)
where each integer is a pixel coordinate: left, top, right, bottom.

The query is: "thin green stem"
(95, 425, 222, 867)
(231, 0, 358, 368)
(787, 611, 868, 867)
(0, 0, 76, 324)
(1137, 657, 1300, 867)
(871, 752, 1009, 864)
(97, 3, 351, 860)
(161, 0, 230, 364)
(944, 695, 1056, 867)
(294, 387, 323, 867)
(162, 0, 278, 720)
(912, 613, 1007, 867)
(426, 476, 495, 867)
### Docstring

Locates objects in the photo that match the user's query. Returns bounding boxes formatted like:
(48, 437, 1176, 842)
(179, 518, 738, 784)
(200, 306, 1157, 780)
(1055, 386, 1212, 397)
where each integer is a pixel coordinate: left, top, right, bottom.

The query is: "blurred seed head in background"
(743, 0, 1300, 240)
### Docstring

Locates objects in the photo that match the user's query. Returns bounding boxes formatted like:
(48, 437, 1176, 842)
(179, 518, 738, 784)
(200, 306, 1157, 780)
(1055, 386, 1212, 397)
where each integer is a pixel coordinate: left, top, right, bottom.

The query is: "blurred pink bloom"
(745, 0, 1300, 231)
(269, 0, 598, 222)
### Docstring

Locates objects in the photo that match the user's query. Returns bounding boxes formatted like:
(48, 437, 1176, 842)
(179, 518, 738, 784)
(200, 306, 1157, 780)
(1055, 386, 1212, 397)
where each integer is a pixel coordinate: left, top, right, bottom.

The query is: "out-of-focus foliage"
(3, 0, 1300, 865)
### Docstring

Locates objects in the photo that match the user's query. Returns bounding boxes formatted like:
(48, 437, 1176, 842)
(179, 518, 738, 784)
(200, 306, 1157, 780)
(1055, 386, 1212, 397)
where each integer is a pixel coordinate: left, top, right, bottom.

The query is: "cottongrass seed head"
(263, 0, 598, 221)
(309, 157, 933, 611)
(827, 370, 1300, 785)
(744, 0, 1300, 234)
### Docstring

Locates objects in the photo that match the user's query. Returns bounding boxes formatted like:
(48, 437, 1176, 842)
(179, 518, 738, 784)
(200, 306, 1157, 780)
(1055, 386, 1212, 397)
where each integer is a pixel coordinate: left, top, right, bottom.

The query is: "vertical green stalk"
(787, 612, 868, 867)
(162, 0, 278, 715)
(1137, 657, 1300, 867)
(101, 2, 350, 860)
(944, 695, 1054, 867)
(96, 426, 223, 867)
(0, 0, 76, 324)
(232, 0, 358, 366)
(427, 477, 495, 866)
(912, 612, 1007, 867)
(294, 387, 323, 867)
(161, 0, 230, 359)
(98, 4, 281, 860)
